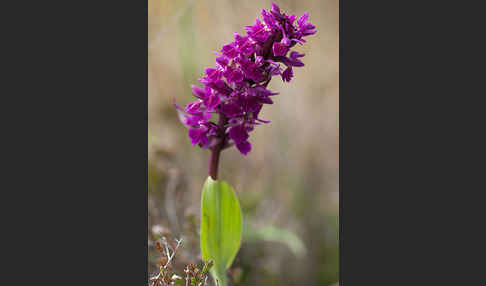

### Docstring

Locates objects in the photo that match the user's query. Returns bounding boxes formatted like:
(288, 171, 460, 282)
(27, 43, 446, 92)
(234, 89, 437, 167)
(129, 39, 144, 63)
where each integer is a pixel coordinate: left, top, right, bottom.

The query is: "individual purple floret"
(175, 2, 316, 162)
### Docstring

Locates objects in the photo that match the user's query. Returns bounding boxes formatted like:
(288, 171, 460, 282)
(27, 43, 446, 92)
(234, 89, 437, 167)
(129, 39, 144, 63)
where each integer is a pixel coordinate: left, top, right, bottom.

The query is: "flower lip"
(236, 140, 251, 155)
(281, 37, 291, 46)
(272, 42, 289, 57)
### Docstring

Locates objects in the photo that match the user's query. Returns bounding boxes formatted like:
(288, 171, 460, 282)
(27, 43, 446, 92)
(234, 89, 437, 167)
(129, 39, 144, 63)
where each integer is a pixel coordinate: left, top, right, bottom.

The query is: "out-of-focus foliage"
(149, 0, 338, 285)
(243, 222, 307, 258)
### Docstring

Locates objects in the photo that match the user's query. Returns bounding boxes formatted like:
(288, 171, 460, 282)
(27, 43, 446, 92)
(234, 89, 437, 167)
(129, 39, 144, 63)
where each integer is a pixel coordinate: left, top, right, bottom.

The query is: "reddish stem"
(208, 114, 228, 180)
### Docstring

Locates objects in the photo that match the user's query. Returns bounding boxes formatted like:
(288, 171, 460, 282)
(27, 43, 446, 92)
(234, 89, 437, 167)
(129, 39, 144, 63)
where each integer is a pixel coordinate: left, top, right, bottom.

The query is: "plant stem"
(216, 273, 228, 286)
(211, 268, 228, 286)
(208, 114, 227, 180)
(208, 146, 221, 180)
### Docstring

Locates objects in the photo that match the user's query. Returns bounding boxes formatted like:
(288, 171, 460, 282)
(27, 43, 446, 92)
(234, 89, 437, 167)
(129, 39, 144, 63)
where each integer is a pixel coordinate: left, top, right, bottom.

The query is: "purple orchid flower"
(175, 2, 316, 161)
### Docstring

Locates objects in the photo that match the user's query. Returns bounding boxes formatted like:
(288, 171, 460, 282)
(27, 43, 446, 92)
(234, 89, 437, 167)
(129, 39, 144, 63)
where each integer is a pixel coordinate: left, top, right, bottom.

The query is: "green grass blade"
(243, 223, 307, 257)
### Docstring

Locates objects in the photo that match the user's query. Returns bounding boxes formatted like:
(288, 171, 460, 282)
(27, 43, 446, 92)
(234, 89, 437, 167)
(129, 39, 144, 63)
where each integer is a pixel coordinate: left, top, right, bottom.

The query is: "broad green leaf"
(200, 177, 242, 286)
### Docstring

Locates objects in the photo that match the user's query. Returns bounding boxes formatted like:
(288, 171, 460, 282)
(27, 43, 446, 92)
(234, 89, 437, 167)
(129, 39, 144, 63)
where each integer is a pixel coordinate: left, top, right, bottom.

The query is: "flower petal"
(188, 128, 201, 145)
(229, 125, 249, 143)
(236, 140, 251, 155)
(272, 42, 289, 57)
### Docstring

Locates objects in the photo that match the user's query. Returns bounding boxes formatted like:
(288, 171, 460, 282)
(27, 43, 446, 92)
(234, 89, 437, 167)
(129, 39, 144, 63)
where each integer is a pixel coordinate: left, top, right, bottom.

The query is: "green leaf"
(200, 177, 242, 286)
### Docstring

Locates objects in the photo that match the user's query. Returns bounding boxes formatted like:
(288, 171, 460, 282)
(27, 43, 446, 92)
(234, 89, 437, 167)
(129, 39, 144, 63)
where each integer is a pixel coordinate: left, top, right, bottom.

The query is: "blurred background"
(148, 0, 338, 285)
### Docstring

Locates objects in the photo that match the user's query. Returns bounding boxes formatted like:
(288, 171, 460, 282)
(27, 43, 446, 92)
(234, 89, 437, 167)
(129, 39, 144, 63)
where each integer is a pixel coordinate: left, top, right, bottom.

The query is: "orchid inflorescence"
(175, 2, 316, 156)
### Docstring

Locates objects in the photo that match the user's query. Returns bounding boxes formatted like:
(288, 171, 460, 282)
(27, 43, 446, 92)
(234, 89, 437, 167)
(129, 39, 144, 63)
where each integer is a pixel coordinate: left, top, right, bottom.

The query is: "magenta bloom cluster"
(175, 3, 316, 155)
